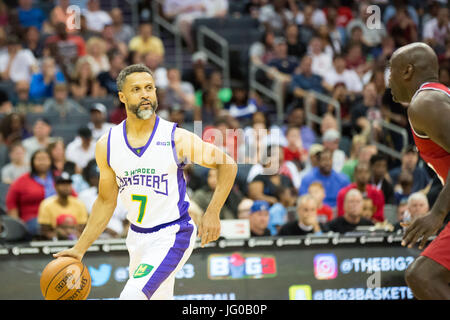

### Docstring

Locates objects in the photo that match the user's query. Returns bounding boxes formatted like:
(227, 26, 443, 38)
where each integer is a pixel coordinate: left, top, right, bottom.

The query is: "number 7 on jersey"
(132, 194, 148, 224)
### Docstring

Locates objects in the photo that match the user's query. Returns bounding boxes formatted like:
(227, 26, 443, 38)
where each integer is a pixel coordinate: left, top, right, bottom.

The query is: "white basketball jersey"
(107, 116, 190, 228)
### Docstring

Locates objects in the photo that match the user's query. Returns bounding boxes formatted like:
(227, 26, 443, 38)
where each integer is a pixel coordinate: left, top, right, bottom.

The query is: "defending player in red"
(388, 42, 450, 299)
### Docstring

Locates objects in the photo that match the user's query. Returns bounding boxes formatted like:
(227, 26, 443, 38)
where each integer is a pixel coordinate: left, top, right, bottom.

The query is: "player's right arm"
(403, 91, 450, 249)
(54, 134, 118, 261)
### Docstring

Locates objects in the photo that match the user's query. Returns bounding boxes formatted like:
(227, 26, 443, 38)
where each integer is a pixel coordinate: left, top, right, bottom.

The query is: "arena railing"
(248, 62, 284, 124)
(304, 90, 342, 133)
(196, 25, 231, 88)
(369, 119, 409, 160)
(151, 0, 183, 71)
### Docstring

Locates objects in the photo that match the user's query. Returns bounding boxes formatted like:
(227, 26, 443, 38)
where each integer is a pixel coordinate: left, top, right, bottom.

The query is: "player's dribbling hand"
(198, 212, 221, 248)
(401, 212, 445, 249)
(53, 247, 84, 261)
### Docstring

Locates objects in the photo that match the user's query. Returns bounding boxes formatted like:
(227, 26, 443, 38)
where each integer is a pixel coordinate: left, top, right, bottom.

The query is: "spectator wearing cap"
(325, 189, 374, 234)
(336, 161, 385, 223)
(0, 35, 38, 83)
(22, 118, 56, 161)
(65, 126, 96, 173)
(388, 145, 431, 194)
(322, 128, 346, 173)
(29, 57, 66, 101)
(37, 171, 88, 240)
(43, 82, 86, 118)
(299, 149, 350, 208)
(249, 200, 271, 237)
(54, 214, 79, 240)
(87, 103, 114, 141)
(278, 194, 325, 236)
(78, 159, 129, 238)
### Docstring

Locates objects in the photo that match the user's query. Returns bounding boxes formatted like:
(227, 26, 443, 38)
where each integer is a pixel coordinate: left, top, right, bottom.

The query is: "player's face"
(120, 72, 158, 120)
(388, 54, 409, 104)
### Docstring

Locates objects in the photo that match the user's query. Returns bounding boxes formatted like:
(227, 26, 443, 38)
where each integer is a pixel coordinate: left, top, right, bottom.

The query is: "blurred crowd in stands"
(0, 0, 449, 242)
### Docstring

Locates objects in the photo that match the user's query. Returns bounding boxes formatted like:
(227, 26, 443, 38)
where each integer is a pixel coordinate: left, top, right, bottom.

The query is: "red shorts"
(421, 222, 450, 270)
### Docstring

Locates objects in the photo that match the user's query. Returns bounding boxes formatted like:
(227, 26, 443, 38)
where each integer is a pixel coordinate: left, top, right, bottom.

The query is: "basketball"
(40, 257, 91, 300)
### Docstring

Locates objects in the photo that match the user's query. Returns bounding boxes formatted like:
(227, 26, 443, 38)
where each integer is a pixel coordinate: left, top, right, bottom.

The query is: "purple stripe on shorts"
(142, 221, 194, 299)
(130, 215, 189, 234)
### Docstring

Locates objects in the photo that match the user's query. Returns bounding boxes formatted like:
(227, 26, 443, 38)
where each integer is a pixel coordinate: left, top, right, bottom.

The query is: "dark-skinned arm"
(402, 91, 450, 249)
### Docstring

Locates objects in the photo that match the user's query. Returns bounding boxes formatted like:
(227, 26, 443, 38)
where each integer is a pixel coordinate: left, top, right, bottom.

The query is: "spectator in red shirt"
(283, 126, 307, 164)
(6, 149, 56, 236)
(336, 161, 385, 222)
(308, 181, 334, 223)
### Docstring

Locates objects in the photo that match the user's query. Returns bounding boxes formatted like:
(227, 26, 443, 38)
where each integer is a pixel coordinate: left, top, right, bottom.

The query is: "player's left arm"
(174, 127, 237, 247)
(403, 91, 450, 248)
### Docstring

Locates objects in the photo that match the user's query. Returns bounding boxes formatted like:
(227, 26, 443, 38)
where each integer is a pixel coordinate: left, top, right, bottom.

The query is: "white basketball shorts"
(119, 216, 197, 300)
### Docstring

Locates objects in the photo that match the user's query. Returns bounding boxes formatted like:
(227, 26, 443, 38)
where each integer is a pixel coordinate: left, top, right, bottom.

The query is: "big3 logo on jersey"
(208, 252, 277, 280)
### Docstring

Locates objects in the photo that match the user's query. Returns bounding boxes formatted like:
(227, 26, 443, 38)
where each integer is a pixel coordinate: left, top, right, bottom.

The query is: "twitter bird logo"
(88, 264, 112, 287)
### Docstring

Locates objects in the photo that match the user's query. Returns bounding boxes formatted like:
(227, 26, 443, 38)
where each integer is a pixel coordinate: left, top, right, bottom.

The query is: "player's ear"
(403, 64, 414, 80)
(118, 91, 126, 105)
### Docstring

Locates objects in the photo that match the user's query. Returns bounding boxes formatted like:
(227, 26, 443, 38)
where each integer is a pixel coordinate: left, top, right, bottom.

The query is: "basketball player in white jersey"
(54, 64, 238, 299)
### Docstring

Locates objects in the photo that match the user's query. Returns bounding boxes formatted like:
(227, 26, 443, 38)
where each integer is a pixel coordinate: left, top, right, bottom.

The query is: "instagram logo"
(314, 254, 338, 280)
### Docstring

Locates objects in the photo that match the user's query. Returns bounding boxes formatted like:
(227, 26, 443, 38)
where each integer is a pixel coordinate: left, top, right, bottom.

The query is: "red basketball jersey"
(409, 82, 450, 184)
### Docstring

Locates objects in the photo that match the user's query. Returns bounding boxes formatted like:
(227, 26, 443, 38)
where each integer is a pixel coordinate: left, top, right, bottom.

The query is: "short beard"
(128, 100, 158, 120)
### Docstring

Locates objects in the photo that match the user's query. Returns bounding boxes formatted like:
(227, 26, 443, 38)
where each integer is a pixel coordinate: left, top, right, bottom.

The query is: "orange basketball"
(40, 257, 91, 300)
